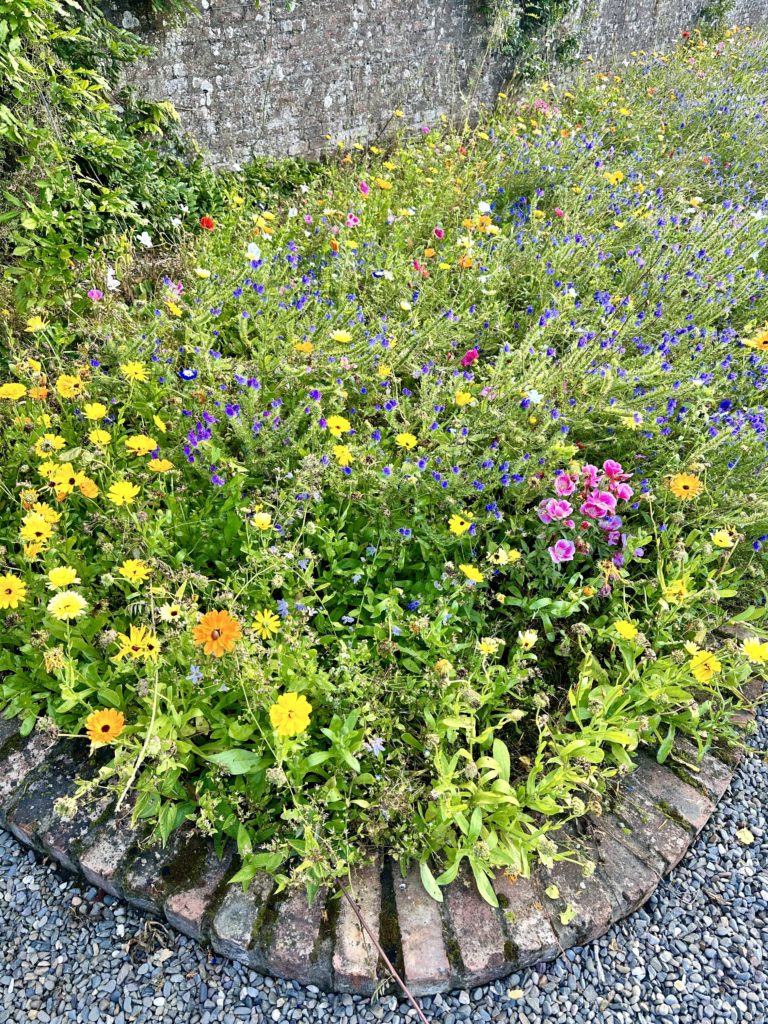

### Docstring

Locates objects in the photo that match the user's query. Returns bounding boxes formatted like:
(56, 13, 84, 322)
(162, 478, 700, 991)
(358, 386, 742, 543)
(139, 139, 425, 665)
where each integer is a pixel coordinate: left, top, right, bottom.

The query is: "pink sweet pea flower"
(461, 348, 479, 368)
(580, 490, 617, 519)
(554, 207, 564, 218)
(346, 213, 360, 228)
(538, 498, 573, 524)
(359, 181, 370, 196)
(554, 473, 576, 497)
(615, 482, 634, 501)
(602, 459, 625, 479)
(433, 227, 445, 239)
(548, 539, 576, 564)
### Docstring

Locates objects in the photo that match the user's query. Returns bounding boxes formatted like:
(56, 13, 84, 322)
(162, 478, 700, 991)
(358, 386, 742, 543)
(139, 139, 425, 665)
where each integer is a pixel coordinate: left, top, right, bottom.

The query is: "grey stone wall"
(113, 0, 768, 168)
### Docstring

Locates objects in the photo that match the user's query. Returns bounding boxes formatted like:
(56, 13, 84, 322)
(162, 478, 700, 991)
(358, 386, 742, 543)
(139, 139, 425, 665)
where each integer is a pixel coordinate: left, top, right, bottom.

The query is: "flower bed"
(1, 28, 767, 905)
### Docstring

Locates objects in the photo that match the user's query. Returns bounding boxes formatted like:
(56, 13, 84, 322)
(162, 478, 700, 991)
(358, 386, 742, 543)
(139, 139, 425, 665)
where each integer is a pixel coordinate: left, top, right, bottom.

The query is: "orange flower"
(192, 609, 241, 656)
(85, 708, 125, 744)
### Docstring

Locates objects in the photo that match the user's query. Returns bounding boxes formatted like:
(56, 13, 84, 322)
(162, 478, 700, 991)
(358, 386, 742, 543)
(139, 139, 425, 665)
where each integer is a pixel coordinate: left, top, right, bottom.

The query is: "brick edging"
(0, 683, 758, 995)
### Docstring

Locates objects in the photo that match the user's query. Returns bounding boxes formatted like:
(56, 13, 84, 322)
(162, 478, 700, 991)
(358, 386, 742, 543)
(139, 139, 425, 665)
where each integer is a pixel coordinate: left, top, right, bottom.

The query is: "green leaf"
(419, 860, 444, 903)
(206, 749, 262, 775)
(492, 738, 510, 782)
(470, 860, 499, 907)
(544, 883, 560, 900)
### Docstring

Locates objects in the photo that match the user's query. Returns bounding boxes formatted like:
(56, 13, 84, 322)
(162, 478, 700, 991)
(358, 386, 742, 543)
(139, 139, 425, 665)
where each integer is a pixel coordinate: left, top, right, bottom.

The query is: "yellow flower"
(250, 510, 272, 530)
(152, 414, 167, 434)
(331, 329, 353, 344)
(434, 658, 453, 676)
(107, 480, 140, 506)
(47, 590, 88, 621)
(148, 458, 174, 473)
(113, 624, 160, 662)
(32, 502, 60, 524)
(85, 708, 125, 744)
(507, 549, 522, 563)
(663, 579, 689, 603)
(120, 361, 148, 382)
(488, 548, 509, 565)
(517, 629, 538, 650)
(669, 473, 703, 500)
(0, 383, 27, 401)
(269, 692, 312, 737)
(689, 649, 721, 682)
(25, 315, 48, 333)
(743, 326, 768, 351)
(33, 434, 66, 457)
(47, 566, 81, 590)
(55, 374, 84, 399)
(0, 574, 27, 610)
(294, 340, 314, 354)
(742, 637, 768, 665)
(711, 529, 735, 549)
(326, 415, 351, 438)
(118, 559, 151, 584)
(332, 445, 353, 467)
(166, 301, 182, 318)
(253, 609, 281, 639)
(448, 513, 472, 536)
(88, 428, 111, 446)
(125, 434, 157, 457)
(20, 514, 53, 544)
(395, 432, 418, 450)
(374, 178, 392, 190)
(455, 390, 473, 407)
(194, 268, 211, 279)
(614, 619, 638, 641)
(478, 637, 503, 655)
(459, 563, 484, 583)
(83, 402, 107, 421)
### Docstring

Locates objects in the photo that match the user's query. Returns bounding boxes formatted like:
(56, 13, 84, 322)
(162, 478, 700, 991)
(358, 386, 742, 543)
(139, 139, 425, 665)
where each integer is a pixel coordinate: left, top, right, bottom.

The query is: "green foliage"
(0, 0, 221, 310)
(485, 0, 579, 73)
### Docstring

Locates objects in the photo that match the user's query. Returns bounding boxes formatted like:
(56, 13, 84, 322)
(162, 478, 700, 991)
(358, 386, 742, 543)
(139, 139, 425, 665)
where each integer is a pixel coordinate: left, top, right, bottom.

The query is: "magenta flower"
(615, 482, 633, 501)
(433, 227, 445, 239)
(88, 288, 103, 302)
(554, 207, 564, 218)
(461, 348, 479, 368)
(359, 181, 370, 196)
(580, 490, 617, 519)
(554, 473, 577, 497)
(548, 539, 576, 564)
(539, 498, 573, 524)
(603, 459, 627, 479)
(581, 463, 600, 488)
(346, 213, 360, 228)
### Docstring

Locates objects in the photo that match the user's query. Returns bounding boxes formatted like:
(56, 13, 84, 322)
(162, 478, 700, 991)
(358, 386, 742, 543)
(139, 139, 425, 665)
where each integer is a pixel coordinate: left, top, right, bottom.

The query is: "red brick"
(266, 885, 332, 988)
(391, 860, 451, 995)
(333, 859, 381, 993)
(165, 844, 234, 939)
(79, 817, 144, 896)
(445, 863, 507, 983)
(630, 753, 715, 833)
(211, 873, 274, 965)
(493, 872, 559, 967)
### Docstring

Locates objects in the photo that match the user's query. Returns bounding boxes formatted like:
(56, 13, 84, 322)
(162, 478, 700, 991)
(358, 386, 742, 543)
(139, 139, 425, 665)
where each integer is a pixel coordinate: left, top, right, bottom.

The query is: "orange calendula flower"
(193, 610, 242, 656)
(669, 473, 703, 500)
(85, 709, 125, 744)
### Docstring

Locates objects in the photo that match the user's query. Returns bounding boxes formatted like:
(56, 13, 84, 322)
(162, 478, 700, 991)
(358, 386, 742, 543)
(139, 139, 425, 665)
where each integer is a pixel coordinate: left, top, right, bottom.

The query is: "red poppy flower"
(200, 216, 215, 231)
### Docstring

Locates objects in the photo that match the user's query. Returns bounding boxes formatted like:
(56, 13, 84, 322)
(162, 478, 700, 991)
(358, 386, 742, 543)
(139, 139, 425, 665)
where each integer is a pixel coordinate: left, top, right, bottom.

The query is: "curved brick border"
(0, 676, 760, 996)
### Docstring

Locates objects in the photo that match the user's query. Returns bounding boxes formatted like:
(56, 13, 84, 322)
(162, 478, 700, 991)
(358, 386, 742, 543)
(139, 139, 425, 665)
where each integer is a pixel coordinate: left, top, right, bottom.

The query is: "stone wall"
(112, 0, 768, 168)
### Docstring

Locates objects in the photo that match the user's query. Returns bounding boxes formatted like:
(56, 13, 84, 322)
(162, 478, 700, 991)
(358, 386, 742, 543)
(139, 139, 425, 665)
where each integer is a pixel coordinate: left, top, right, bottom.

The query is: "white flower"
(478, 201, 492, 213)
(137, 231, 153, 248)
(171, 217, 182, 228)
(106, 267, 121, 292)
(247, 242, 262, 260)
(300, 183, 310, 194)
(287, 207, 298, 218)
(524, 388, 544, 404)
(383, 269, 394, 281)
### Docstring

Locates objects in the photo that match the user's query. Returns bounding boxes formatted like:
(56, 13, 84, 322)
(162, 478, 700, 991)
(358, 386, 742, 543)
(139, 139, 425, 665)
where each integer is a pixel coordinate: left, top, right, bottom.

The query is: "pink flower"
(554, 207, 564, 218)
(346, 213, 360, 228)
(539, 498, 573, 524)
(554, 473, 576, 497)
(580, 490, 617, 519)
(581, 464, 600, 488)
(88, 288, 103, 302)
(602, 459, 627, 479)
(461, 348, 479, 368)
(420, 126, 431, 135)
(548, 539, 576, 564)
(615, 482, 633, 501)
(433, 227, 445, 239)
(304, 214, 313, 224)
(359, 181, 370, 196)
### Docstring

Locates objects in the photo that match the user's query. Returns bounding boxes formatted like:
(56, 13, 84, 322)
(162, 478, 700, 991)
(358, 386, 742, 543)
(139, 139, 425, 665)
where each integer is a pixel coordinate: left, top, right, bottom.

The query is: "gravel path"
(0, 710, 765, 1024)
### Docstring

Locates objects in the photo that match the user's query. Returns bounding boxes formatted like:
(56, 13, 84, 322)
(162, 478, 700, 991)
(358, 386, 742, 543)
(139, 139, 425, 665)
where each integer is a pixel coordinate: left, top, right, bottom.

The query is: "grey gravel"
(0, 708, 765, 1023)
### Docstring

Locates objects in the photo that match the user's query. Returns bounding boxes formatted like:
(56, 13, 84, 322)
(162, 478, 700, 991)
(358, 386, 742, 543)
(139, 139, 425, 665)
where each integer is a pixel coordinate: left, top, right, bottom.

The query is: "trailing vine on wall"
(484, 0, 581, 74)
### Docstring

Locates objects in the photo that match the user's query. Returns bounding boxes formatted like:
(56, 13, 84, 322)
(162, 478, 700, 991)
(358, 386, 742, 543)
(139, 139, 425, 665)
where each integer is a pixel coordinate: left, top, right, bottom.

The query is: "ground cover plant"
(1, 24, 768, 905)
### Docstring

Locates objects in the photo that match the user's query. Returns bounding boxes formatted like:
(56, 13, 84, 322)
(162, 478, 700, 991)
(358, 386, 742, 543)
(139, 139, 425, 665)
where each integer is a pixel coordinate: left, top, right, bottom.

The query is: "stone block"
(0, 730, 59, 824)
(626, 753, 715, 834)
(670, 737, 733, 802)
(79, 814, 144, 897)
(587, 816, 660, 919)
(538, 852, 614, 948)
(123, 827, 207, 913)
